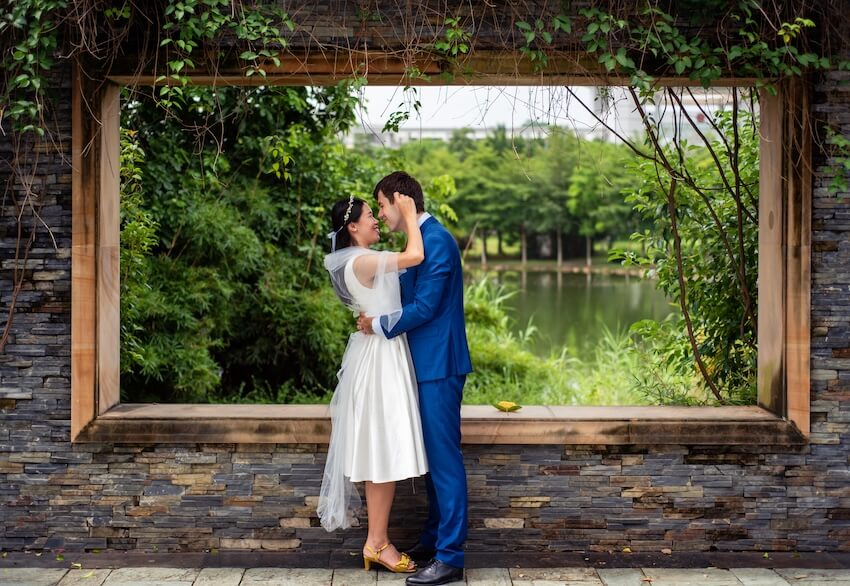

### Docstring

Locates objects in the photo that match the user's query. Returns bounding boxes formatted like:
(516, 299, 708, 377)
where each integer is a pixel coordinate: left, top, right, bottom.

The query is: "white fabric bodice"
(343, 259, 401, 318)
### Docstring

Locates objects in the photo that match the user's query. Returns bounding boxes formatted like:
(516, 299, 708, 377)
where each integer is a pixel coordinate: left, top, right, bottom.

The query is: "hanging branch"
(566, 85, 755, 400)
(566, 83, 759, 349)
(663, 88, 756, 333)
(731, 88, 752, 338)
(625, 87, 756, 333)
(666, 89, 757, 225)
(0, 156, 40, 353)
(665, 178, 724, 403)
(685, 86, 759, 215)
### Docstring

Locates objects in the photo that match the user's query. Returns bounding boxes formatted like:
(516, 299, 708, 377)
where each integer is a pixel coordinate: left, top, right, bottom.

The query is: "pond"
(467, 269, 674, 359)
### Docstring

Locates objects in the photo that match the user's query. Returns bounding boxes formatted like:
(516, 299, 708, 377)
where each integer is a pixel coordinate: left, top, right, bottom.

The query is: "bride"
(318, 192, 428, 574)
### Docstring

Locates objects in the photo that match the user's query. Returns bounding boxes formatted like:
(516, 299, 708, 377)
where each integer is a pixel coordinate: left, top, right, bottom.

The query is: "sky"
(350, 84, 748, 146)
(354, 85, 605, 133)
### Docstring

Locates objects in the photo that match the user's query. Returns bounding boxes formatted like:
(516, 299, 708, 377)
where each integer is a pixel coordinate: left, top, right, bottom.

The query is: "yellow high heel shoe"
(363, 542, 417, 573)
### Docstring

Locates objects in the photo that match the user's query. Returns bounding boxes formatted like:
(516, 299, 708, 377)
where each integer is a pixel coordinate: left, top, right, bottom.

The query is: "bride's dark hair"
(329, 197, 367, 251)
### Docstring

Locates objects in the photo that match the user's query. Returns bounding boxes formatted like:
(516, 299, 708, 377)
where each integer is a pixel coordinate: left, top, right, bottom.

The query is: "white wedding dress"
(318, 249, 428, 532)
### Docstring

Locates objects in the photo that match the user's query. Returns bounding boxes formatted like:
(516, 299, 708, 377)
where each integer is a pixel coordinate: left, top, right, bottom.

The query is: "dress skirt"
(317, 331, 428, 531)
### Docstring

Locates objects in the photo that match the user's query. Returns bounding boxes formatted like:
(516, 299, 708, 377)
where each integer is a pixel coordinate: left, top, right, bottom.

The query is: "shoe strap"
(365, 542, 390, 558)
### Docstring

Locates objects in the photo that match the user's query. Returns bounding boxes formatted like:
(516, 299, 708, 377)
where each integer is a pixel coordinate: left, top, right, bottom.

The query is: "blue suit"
(381, 216, 472, 568)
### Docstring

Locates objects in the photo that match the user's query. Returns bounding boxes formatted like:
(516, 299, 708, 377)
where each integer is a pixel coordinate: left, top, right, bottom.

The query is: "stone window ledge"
(74, 404, 805, 445)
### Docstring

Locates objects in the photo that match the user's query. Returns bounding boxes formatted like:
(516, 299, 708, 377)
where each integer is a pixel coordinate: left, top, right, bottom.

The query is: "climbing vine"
(1, 2, 840, 150)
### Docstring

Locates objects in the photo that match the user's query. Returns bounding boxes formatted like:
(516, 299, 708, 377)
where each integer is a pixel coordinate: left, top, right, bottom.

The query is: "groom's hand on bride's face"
(357, 313, 375, 335)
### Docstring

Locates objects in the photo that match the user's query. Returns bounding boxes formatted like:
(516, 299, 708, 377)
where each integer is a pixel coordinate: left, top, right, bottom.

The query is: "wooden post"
(784, 79, 812, 436)
(71, 65, 121, 441)
(556, 230, 563, 269)
(71, 64, 98, 441)
(757, 80, 811, 437)
(98, 83, 121, 415)
(520, 224, 528, 267)
(757, 87, 785, 416)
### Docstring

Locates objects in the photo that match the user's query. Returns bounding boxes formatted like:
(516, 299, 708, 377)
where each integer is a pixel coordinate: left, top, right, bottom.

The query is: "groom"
(358, 171, 472, 586)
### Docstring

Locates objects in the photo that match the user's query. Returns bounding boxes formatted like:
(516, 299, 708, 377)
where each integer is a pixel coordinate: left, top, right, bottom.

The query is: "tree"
(532, 129, 581, 266)
(566, 140, 636, 266)
(120, 84, 384, 403)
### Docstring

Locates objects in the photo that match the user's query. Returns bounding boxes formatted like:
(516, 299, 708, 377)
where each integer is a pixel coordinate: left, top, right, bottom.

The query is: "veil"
(323, 247, 369, 313)
(322, 247, 403, 330)
(318, 246, 404, 532)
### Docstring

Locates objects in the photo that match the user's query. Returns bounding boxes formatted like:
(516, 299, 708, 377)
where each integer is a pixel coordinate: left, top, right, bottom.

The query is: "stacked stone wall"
(2, 5, 850, 555)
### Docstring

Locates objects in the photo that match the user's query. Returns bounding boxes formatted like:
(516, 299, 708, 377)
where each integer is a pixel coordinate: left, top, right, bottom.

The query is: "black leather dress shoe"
(405, 542, 437, 563)
(405, 559, 464, 585)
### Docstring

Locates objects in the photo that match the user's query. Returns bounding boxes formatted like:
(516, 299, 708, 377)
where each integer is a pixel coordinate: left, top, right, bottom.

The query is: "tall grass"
(462, 277, 692, 406)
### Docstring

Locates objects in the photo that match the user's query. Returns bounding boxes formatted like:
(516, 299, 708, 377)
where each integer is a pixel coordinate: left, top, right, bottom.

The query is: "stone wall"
(1, 68, 77, 548)
(2, 4, 850, 556)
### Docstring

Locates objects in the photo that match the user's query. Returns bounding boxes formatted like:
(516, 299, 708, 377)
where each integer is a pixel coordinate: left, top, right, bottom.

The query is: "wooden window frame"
(70, 61, 810, 445)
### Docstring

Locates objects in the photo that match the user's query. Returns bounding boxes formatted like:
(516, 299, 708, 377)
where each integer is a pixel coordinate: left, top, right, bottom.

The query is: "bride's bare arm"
(353, 193, 423, 286)
(395, 193, 424, 270)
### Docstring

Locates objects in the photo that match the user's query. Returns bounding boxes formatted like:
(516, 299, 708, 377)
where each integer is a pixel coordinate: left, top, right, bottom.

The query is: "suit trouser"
(417, 374, 467, 568)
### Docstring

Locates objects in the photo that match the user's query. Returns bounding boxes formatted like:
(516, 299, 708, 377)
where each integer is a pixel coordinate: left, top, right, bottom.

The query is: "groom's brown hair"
(373, 171, 425, 213)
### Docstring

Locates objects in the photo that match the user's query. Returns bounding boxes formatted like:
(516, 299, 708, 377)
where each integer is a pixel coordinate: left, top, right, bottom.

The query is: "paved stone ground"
(3, 566, 850, 585)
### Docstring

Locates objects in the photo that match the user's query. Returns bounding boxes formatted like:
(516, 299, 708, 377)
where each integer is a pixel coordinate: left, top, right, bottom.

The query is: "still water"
(470, 270, 673, 359)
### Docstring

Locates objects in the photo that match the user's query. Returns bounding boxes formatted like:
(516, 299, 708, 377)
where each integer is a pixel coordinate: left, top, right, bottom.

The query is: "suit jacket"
(381, 216, 473, 383)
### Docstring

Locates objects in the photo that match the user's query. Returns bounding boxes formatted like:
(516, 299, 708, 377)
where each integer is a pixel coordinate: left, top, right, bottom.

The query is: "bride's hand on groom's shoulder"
(357, 312, 375, 335)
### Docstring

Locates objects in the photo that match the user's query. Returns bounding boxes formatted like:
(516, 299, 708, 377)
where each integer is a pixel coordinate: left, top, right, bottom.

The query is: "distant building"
(586, 86, 753, 144)
(341, 126, 489, 148)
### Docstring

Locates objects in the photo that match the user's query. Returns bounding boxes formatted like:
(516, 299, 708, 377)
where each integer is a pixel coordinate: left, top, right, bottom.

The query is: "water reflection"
(467, 269, 673, 359)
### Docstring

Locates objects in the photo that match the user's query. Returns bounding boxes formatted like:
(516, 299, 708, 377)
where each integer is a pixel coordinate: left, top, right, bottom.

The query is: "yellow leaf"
(622, 547, 632, 553)
(493, 401, 522, 412)
(71, 562, 82, 569)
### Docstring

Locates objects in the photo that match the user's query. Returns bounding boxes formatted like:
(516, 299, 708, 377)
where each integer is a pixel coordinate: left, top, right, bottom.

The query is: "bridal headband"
(327, 195, 355, 252)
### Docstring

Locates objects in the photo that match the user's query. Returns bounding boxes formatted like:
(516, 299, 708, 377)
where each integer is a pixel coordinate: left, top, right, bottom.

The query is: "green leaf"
(552, 15, 571, 33)
(615, 49, 633, 69)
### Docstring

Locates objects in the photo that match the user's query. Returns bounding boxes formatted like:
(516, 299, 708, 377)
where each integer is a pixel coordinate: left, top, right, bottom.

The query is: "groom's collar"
(417, 212, 432, 227)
